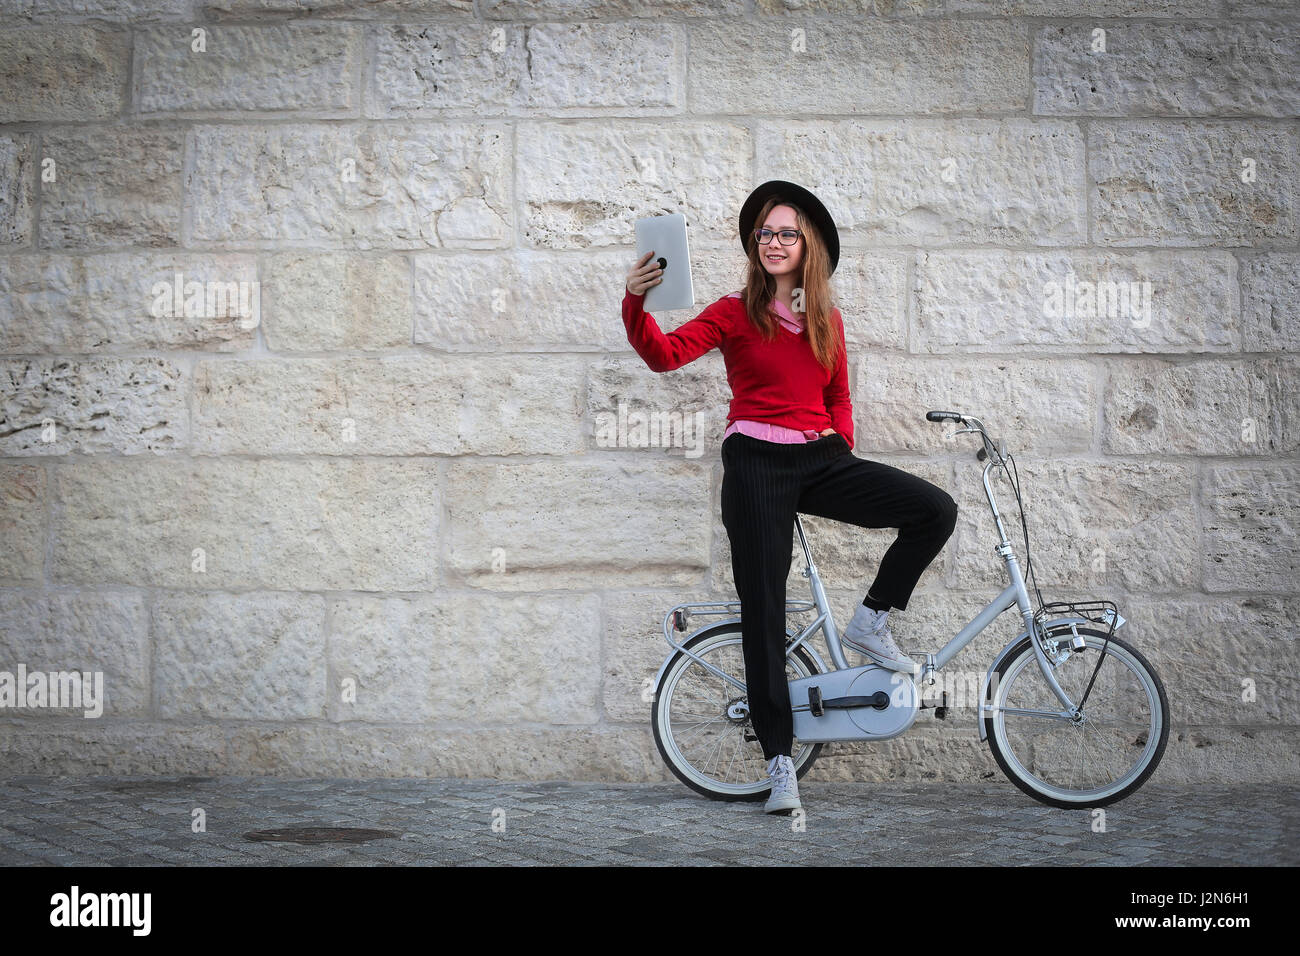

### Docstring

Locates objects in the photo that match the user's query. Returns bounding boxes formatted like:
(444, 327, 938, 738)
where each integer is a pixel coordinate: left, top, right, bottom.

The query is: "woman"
(621, 181, 958, 814)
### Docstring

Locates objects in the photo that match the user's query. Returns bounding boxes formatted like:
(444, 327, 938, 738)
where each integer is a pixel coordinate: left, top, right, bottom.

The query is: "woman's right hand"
(625, 249, 663, 296)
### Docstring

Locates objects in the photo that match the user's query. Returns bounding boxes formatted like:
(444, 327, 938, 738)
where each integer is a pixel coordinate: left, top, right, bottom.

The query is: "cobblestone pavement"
(0, 776, 1294, 866)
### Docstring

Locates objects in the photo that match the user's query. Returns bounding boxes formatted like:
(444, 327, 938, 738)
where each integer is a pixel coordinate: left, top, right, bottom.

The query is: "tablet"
(634, 212, 695, 312)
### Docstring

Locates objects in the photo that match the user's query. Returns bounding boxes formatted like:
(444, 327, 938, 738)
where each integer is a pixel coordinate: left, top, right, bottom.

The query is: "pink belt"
(724, 419, 822, 443)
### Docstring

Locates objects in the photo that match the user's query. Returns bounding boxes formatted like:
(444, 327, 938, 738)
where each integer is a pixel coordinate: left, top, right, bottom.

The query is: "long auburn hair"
(739, 196, 842, 372)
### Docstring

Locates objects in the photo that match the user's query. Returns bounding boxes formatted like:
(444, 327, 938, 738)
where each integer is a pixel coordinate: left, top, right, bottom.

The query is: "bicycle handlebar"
(925, 409, 1006, 464)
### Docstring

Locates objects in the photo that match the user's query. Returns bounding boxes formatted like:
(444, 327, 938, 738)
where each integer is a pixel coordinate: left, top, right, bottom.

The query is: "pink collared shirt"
(722, 293, 826, 444)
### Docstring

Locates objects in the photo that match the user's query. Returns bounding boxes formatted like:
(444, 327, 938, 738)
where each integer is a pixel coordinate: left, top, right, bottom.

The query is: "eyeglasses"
(754, 228, 803, 246)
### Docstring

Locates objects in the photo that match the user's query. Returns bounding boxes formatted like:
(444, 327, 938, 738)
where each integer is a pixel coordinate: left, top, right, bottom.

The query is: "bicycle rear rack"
(666, 599, 817, 643)
(657, 600, 821, 696)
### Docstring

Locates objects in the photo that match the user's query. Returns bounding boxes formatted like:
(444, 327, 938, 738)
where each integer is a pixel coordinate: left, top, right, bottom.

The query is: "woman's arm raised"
(622, 251, 730, 372)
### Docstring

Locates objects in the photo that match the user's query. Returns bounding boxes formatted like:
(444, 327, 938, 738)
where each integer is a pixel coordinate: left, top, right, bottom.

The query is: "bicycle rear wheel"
(985, 627, 1168, 808)
(652, 624, 823, 801)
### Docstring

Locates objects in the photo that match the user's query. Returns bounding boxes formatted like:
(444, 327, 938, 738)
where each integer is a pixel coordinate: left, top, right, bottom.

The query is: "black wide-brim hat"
(739, 180, 840, 276)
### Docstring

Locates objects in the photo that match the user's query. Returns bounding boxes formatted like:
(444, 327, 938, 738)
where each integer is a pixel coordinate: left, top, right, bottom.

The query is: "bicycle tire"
(652, 623, 823, 802)
(985, 628, 1169, 809)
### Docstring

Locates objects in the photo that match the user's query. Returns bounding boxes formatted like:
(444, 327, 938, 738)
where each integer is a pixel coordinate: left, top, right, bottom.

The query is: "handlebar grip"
(926, 410, 963, 423)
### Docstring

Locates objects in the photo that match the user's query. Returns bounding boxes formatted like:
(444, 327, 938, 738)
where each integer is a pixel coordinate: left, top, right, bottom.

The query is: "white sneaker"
(841, 604, 920, 675)
(764, 754, 800, 814)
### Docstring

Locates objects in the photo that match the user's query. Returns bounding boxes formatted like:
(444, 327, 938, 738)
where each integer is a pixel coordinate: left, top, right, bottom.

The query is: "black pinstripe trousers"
(720, 430, 959, 760)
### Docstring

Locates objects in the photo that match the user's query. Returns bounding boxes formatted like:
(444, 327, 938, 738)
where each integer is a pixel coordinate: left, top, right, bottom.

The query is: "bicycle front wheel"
(985, 628, 1169, 808)
(652, 624, 823, 801)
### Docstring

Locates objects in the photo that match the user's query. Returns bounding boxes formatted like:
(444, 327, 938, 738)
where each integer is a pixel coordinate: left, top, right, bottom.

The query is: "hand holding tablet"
(625, 249, 662, 295)
(630, 212, 695, 311)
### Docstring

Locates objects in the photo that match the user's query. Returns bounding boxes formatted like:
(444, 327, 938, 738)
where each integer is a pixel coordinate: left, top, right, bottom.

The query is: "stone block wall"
(0, 0, 1296, 783)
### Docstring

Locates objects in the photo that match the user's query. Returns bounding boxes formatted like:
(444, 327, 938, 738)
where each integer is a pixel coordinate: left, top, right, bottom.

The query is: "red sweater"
(621, 289, 855, 450)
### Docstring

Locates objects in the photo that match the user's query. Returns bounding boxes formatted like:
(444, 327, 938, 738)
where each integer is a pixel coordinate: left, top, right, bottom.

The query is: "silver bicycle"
(650, 409, 1169, 809)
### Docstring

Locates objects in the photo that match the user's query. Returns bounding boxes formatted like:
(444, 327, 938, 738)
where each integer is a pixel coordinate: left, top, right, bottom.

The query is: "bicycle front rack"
(1030, 599, 1127, 711)
(1032, 599, 1123, 644)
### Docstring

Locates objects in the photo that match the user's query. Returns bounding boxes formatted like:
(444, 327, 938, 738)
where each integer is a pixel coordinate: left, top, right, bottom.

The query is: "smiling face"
(758, 204, 804, 278)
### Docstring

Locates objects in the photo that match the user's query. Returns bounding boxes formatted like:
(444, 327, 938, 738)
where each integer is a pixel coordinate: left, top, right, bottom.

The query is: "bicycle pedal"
(932, 691, 949, 720)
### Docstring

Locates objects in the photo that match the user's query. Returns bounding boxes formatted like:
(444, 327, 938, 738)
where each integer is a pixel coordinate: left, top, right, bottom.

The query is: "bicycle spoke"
(722, 728, 747, 783)
(1092, 725, 1133, 783)
(701, 734, 724, 777)
(671, 720, 725, 743)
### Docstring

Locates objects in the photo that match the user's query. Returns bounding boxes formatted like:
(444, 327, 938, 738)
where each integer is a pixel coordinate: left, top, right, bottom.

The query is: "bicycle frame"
(654, 420, 1128, 740)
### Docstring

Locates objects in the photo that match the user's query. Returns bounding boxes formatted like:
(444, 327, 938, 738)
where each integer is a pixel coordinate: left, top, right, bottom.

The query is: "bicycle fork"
(976, 541, 1128, 741)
